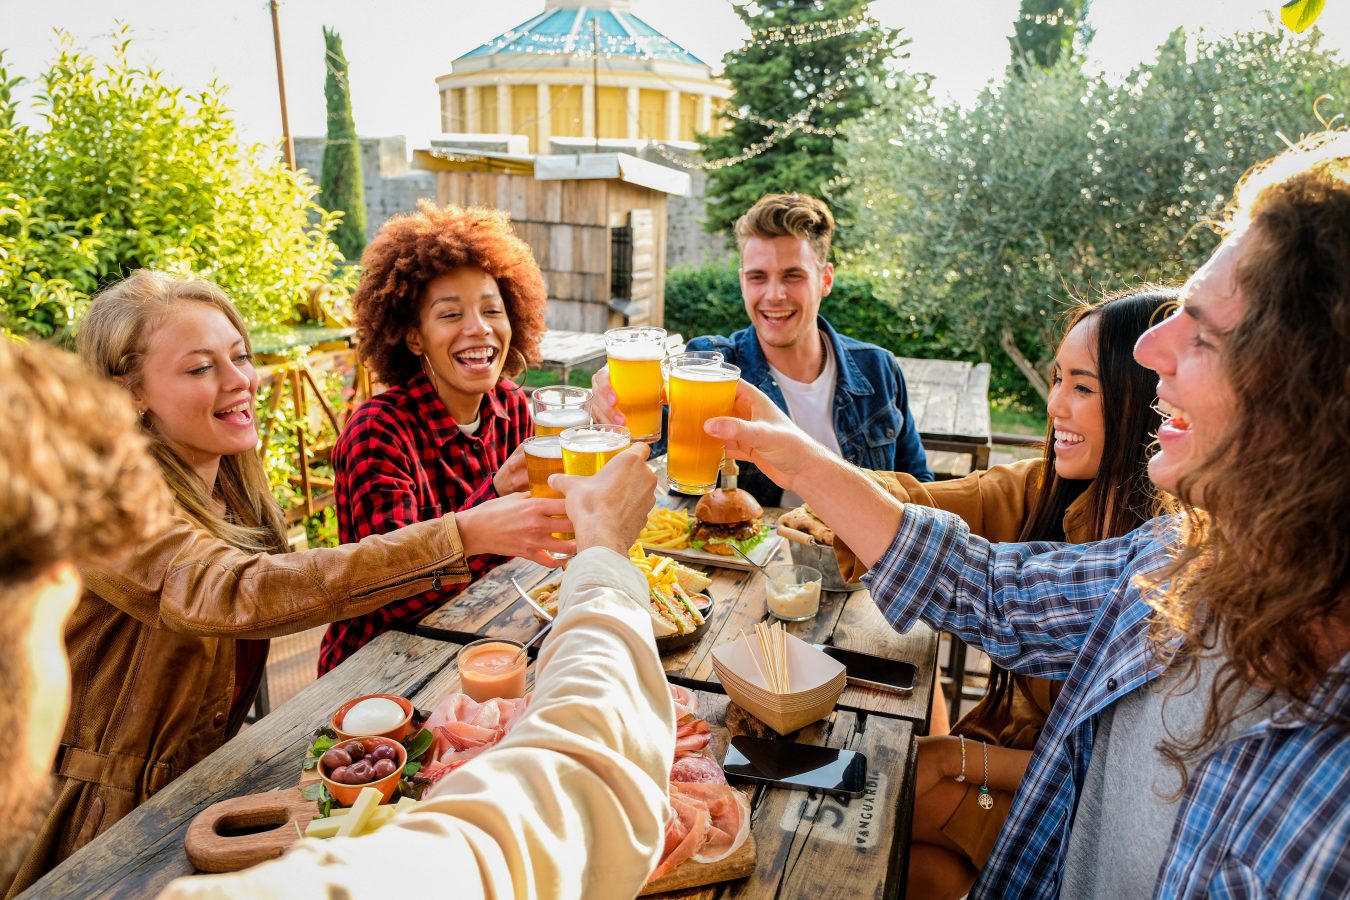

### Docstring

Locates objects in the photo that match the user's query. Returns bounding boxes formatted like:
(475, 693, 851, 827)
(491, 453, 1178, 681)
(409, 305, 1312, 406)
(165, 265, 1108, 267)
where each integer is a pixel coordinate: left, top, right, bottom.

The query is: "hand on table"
(491, 443, 530, 496)
(550, 443, 656, 555)
(456, 492, 575, 566)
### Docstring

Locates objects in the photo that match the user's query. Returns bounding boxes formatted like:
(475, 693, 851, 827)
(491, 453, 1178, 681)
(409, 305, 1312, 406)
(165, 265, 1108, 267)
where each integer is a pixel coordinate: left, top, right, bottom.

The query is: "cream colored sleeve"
(156, 547, 676, 900)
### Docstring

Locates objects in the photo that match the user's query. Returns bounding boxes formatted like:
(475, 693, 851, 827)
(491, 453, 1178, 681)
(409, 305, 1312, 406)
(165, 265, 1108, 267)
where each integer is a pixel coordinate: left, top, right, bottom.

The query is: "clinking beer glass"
(530, 385, 592, 436)
(604, 326, 666, 442)
(559, 424, 631, 476)
(665, 354, 740, 495)
(521, 435, 572, 559)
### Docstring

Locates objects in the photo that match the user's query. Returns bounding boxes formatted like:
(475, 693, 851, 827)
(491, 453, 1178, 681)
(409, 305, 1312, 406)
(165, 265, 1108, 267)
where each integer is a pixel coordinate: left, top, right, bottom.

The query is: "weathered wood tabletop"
(28, 630, 916, 900)
(416, 503, 941, 734)
(896, 355, 993, 470)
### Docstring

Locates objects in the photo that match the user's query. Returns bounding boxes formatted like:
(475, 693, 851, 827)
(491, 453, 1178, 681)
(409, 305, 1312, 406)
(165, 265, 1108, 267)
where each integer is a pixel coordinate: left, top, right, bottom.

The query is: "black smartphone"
(814, 644, 917, 694)
(722, 736, 868, 798)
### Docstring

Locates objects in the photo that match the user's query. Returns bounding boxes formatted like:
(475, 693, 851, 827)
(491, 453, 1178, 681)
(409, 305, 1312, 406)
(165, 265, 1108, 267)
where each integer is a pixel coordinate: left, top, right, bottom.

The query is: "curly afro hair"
(353, 202, 548, 386)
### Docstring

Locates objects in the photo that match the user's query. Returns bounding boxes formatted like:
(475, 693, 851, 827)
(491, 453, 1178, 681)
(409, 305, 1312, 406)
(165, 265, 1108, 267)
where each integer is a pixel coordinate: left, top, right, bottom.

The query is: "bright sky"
(2, 0, 1347, 152)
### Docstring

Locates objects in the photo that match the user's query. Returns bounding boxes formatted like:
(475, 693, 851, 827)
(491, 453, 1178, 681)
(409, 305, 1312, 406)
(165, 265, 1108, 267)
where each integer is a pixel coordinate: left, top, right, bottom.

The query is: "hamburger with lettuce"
(690, 488, 767, 557)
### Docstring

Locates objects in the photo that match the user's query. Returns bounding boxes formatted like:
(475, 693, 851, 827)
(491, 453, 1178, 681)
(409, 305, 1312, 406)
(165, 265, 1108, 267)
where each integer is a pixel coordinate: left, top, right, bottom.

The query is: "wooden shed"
(412, 147, 690, 331)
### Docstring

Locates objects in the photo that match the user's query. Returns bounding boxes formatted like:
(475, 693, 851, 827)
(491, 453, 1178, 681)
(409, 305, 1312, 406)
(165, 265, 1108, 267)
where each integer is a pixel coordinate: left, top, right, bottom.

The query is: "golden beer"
(560, 425, 631, 476)
(531, 386, 592, 436)
(521, 436, 572, 549)
(605, 326, 666, 441)
(666, 357, 740, 495)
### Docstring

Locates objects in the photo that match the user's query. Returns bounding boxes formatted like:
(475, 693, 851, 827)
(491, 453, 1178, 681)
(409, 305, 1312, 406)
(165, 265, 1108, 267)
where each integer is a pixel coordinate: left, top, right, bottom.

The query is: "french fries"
(638, 508, 692, 550)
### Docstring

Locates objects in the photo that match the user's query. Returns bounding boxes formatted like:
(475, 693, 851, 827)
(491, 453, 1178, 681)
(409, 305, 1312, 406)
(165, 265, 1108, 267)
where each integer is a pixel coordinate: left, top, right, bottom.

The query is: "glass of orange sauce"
(457, 638, 528, 702)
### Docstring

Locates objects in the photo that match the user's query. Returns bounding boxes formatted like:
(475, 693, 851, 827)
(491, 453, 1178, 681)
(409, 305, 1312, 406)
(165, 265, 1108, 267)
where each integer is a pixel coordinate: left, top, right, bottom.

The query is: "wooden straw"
(743, 626, 771, 688)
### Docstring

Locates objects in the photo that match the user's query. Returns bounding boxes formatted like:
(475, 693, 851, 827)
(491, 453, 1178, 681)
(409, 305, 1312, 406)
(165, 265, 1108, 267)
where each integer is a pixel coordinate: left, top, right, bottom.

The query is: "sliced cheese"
(336, 787, 382, 837)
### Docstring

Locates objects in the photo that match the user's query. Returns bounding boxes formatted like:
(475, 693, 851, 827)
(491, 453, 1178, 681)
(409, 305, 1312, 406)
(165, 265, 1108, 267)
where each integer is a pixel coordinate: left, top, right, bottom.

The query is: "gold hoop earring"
(504, 347, 529, 384)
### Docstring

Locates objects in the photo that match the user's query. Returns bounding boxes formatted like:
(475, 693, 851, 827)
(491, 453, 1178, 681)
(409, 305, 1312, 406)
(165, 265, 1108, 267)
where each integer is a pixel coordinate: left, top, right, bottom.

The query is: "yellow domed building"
(436, 0, 729, 153)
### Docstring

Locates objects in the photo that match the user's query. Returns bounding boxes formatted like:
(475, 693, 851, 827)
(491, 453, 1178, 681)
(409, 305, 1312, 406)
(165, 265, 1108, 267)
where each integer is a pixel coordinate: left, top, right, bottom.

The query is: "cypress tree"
(320, 26, 366, 261)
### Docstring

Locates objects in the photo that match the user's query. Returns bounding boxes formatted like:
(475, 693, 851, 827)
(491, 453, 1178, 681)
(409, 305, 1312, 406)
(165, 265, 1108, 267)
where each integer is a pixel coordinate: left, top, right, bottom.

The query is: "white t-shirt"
(769, 334, 843, 507)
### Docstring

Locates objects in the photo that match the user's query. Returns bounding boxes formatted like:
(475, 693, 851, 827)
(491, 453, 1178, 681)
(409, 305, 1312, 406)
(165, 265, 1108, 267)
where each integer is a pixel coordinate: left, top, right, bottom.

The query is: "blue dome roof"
(459, 6, 705, 66)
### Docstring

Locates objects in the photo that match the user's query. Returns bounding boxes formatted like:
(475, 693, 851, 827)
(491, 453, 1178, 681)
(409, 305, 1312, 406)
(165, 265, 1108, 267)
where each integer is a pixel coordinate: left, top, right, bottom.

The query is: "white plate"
(640, 531, 783, 572)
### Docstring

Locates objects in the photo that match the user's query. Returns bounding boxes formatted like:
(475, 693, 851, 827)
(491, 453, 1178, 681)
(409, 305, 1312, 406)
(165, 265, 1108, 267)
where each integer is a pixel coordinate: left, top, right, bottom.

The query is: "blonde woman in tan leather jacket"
(3, 270, 573, 897)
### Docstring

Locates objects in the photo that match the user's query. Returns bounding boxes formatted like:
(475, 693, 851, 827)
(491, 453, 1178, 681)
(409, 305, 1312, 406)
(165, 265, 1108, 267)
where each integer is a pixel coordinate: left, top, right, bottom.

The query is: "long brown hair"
(1145, 132, 1350, 777)
(77, 270, 287, 554)
(1020, 287, 1178, 543)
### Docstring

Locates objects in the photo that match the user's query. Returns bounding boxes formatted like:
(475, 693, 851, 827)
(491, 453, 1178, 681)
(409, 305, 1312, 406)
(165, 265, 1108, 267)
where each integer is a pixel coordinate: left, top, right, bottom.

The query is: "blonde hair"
(734, 193, 835, 268)
(0, 337, 170, 582)
(77, 270, 287, 554)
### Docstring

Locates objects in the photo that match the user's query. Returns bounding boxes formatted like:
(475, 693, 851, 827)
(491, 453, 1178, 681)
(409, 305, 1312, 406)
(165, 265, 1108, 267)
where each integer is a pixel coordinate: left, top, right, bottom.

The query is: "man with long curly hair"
(0, 339, 168, 890)
(700, 131, 1350, 899)
(323, 202, 564, 672)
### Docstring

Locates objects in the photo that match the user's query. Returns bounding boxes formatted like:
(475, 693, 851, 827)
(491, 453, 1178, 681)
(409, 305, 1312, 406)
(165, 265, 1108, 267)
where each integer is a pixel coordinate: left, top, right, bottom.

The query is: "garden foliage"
(0, 29, 353, 338)
(839, 26, 1350, 405)
(320, 26, 367, 261)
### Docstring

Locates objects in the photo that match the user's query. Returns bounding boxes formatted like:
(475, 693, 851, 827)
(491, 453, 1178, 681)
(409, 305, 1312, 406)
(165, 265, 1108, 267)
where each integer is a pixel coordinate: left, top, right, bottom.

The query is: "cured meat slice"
(649, 791, 711, 881)
(669, 755, 726, 784)
(669, 684, 700, 723)
(671, 782, 751, 864)
(674, 718, 711, 758)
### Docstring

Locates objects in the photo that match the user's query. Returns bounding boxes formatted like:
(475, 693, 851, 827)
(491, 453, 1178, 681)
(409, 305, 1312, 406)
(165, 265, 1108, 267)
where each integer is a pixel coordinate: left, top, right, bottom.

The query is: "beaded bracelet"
(954, 733, 967, 783)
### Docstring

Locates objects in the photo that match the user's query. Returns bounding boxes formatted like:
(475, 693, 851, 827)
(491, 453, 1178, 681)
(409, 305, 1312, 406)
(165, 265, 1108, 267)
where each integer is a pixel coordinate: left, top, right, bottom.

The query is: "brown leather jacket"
(5, 513, 470, 897)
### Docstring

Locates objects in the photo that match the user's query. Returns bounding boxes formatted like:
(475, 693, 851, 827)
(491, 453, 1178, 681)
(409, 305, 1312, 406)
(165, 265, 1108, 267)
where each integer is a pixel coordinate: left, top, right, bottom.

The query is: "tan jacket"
(157, 547, 675, 900)
(834, 458, 1093, 582)
(5, 513, 471, 898)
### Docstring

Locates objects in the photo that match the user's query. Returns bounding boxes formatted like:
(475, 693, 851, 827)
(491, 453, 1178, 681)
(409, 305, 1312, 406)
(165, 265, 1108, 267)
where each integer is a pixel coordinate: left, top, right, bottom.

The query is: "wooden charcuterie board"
(185, 787, 755, 894)
(184, 787, 317, 873)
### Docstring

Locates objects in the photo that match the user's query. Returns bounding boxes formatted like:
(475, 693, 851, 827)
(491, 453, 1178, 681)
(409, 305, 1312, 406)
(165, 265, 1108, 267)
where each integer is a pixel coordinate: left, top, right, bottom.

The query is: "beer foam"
(606, 342, 664, 362)
(534, 407, 590, 429)
(523, 439, 563, 459)
(670, 364, 738, 383)
(562, 431, 629, 453)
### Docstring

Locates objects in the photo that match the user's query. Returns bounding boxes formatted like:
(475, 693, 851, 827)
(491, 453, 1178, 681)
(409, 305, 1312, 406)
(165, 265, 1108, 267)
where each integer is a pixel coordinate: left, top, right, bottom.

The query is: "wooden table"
(536, 329, 609, 384)
(897, 356, 993, 471)
(416, 506, 941, 734)
(29, 630, 916, 900)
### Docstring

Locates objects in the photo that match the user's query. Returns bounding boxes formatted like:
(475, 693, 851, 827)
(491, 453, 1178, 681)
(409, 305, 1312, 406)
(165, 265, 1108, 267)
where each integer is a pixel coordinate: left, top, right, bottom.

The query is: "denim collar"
(736, 315, 874, 398)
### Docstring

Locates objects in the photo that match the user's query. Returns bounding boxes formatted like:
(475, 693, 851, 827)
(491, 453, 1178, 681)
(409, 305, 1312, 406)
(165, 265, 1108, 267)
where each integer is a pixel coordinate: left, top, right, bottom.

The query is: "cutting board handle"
(184, 787, 316, 873)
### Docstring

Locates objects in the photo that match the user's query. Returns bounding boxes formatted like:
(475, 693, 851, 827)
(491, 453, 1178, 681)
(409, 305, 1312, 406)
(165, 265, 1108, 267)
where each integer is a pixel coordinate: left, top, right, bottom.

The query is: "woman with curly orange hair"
(323, 203, 562, 671)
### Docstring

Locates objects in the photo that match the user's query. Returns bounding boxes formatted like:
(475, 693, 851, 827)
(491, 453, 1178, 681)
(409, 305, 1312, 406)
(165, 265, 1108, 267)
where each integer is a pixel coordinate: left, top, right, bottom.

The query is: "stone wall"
(637, 145, 732, 271)
(293, 136, 436, 240)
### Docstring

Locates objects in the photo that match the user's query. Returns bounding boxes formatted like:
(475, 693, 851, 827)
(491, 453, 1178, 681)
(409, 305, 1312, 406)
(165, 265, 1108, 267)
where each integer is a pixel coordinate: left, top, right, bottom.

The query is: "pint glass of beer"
(665, 354, 740, 495)
(604, 326, 666, 442)
(559, 424, 631, 476)
(531, 385, 592, 436)
(521, 435, 572, 557)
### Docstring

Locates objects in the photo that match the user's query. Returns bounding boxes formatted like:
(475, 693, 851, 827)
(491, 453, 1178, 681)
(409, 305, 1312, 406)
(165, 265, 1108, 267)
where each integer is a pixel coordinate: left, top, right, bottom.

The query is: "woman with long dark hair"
(815, 286, 1175, 900)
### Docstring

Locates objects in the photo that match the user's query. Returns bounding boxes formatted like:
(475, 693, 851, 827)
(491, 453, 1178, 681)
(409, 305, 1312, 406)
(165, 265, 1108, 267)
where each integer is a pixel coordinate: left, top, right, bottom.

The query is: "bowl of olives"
(318, 736, 407, 806)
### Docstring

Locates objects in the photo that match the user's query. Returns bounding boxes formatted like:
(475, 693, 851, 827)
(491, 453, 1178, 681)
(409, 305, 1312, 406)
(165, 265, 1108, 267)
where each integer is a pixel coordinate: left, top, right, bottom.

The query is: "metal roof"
(458, 6, 705, 66)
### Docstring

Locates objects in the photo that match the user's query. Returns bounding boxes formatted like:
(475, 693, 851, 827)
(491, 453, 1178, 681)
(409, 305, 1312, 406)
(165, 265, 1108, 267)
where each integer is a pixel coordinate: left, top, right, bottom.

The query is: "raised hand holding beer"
(603, 326, 666, 441)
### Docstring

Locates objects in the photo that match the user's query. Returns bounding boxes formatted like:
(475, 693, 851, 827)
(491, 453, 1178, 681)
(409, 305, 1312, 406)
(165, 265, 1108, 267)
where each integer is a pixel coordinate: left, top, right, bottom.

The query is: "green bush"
(0, 29, 354, 338)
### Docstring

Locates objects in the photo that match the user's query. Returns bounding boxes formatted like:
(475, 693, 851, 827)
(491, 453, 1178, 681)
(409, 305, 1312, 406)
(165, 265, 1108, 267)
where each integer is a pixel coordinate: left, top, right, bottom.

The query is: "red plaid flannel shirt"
(321, 372, 532, 673)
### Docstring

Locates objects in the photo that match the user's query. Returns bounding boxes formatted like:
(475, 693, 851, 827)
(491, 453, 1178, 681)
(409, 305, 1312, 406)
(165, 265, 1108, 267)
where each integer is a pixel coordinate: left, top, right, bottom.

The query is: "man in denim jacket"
(594, 193, 932, 505)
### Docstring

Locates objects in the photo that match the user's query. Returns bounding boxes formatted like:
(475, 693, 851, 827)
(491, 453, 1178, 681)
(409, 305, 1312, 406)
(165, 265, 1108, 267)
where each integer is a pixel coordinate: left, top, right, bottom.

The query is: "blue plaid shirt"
(868, 505, 1350, 899)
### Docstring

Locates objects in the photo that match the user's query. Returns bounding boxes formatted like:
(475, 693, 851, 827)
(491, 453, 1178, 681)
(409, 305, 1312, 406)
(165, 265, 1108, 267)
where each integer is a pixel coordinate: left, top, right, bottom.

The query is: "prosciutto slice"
(420, 692, 530, 787)
(670, 755, 726, 784)
(649, 791, 711, 881)
(672, 781, 751, 864)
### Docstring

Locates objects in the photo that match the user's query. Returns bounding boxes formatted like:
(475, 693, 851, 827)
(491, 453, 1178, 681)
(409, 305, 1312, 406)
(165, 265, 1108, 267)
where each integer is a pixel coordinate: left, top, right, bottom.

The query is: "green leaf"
(402, 761, 421, 778)
(403, 727, 434, 762)
(299, 782, 324, 802)
(1281, 0, 1326, 33)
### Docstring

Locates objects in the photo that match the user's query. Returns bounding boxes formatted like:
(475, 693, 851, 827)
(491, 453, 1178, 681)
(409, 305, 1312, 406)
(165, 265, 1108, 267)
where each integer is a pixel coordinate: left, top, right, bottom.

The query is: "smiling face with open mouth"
(1134, 232, 1245, 500)
(1046, 315, 1105, 481)
(739, 235, 833, 352)
(134, 302, 260, 487)
(407, 267, 512, 424)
